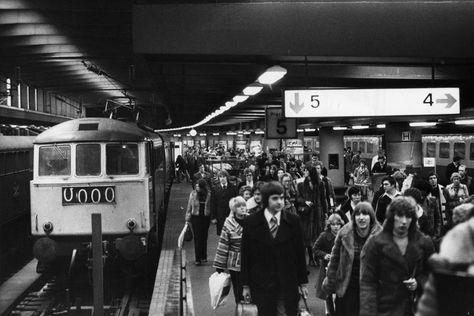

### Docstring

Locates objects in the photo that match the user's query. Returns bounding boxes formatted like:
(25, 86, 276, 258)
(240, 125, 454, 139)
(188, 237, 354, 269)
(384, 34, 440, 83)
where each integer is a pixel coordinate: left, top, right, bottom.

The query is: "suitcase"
(235, 301, 258, 316)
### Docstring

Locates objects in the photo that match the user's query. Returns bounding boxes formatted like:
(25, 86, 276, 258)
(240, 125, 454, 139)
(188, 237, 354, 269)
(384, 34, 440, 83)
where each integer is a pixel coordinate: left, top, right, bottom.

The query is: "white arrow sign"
(283, 88, 460, 118)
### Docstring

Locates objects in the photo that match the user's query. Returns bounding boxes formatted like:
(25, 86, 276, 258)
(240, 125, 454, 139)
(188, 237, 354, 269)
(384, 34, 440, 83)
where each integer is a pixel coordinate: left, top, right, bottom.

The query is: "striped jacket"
(213, 215, 242, 272)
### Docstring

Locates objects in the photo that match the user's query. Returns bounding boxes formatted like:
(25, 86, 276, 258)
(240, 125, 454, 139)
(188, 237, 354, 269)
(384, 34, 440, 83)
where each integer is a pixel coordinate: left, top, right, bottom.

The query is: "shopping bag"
(235, 301, 258, 316)
(209, 271, 231, 309)
(297, 288, 313, 316)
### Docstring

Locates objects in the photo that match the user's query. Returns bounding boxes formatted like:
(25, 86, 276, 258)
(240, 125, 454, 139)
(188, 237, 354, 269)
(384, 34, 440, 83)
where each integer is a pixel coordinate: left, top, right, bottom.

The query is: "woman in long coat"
(185, 179, 212, 265)
(323, 202, 382, 316)
(297, 166, 328, 266)
(313, 213, 344, 316)
(360, 197, 435, 316)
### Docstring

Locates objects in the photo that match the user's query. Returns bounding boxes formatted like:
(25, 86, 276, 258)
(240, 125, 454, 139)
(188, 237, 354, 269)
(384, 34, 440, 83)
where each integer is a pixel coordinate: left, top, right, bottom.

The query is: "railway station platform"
(150, 182, 326, 316)
(0, 260, 42, 314)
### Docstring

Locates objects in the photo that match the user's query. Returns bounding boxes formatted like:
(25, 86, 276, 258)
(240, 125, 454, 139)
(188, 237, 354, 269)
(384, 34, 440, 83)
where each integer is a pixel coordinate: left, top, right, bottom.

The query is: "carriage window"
(426, 142, 436, 158)
(359, 142, 365, 153)
(439, 142, 450, 159)
(352, 142, 358, 152)
(39, 145, 71, 176)
(76, 144, 101, 176)
(366, 142, 374, 154)
(454, 143, 465, 160)
(470, 143, 474, 160)
(106, 144, 138, 175)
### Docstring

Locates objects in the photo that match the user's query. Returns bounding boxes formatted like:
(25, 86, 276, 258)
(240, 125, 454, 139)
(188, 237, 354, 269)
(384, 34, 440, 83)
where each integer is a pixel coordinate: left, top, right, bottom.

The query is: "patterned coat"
(213, 215, 243, 272)
(185, 190, 211, 222)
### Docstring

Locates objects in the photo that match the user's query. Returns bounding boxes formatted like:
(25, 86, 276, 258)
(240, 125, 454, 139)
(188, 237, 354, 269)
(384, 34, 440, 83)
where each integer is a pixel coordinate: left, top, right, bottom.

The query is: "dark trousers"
(335, 285, 359, 316)
(229, 270, 243, 303)
(190, 215, 210, 261)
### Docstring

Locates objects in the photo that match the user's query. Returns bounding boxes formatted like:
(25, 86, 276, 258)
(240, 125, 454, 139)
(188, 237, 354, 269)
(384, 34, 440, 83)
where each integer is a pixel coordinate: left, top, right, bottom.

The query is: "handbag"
(184, 223, 193, 242)
(235, 301, 258, 316)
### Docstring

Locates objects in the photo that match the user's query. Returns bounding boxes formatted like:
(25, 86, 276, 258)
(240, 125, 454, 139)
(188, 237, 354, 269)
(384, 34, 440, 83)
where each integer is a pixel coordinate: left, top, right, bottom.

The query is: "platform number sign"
(266, 108, 297, 139)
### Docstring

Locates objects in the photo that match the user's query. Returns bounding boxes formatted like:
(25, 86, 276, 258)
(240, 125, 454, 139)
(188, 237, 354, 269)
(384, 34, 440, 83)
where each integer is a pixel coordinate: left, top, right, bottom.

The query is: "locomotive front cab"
(30, 118, 156, 264)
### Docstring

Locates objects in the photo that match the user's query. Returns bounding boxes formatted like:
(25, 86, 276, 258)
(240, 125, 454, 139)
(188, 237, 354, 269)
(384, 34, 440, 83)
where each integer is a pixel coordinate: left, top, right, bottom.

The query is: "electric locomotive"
(30, 118, 173, 271)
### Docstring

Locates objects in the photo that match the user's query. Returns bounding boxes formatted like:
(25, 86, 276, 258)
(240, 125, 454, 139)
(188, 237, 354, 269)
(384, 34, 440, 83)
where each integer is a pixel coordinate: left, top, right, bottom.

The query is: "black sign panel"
(62, 186, 116, 205)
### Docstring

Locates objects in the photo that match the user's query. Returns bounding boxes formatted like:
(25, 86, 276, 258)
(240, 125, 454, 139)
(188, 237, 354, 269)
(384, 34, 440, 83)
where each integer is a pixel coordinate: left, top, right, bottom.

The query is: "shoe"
(195, 261, 201, 266)
(201, 259, 208, 263)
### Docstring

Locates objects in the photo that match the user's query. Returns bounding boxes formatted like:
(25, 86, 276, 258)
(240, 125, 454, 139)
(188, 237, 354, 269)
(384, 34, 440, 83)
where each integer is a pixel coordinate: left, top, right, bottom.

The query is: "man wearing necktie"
(241, 181, 308, 316)
(211, 170, 238, 235)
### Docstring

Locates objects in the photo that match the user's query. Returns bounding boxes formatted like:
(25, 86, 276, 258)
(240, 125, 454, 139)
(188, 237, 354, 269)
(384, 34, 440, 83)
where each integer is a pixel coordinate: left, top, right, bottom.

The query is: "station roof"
(1, 1, 474, 132)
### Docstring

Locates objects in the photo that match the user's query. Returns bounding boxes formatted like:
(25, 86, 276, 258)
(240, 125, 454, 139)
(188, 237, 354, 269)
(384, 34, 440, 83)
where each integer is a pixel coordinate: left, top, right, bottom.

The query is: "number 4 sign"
(265, 108, 297, 139)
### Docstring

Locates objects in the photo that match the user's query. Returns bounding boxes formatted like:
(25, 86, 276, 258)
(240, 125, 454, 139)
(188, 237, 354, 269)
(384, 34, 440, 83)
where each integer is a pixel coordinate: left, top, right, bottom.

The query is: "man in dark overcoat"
(211, 169, 238, 235)
(240, 181, 308, 316)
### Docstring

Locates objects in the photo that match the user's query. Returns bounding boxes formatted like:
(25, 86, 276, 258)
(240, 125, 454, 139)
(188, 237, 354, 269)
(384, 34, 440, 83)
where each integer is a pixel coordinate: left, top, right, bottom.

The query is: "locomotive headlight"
(126, 219, 138, 232)
(43, 221, 54, 234)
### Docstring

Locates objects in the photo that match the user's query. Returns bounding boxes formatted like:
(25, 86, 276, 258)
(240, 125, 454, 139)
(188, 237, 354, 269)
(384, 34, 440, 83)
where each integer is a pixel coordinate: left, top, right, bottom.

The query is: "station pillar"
(319, 127, 345, 187)
(384, 122, 423, 172)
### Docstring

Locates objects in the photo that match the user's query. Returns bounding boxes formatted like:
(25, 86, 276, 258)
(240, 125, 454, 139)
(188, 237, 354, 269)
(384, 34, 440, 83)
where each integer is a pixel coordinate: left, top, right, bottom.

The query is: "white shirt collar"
(264, 209, 281, 226)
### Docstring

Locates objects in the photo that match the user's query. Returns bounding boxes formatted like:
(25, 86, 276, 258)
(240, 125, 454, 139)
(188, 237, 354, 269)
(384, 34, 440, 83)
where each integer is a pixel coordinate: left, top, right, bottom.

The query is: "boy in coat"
(241, 181, 308, 316)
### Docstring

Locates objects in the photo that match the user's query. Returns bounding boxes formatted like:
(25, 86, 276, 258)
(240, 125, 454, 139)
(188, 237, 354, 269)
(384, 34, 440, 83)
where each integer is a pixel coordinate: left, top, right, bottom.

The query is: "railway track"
(3, 267, 152, 316)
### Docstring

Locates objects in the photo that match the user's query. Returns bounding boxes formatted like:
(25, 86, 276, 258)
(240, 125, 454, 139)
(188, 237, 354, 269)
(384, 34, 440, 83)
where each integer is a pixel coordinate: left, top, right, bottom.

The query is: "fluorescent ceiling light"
(212, 132, 219, 136)
(297, 129, 304, 132)
(225, 101, 237, 107)
(226, 131, 237, 135)
(333, 126, 348, 130)
(352, 125, 369, 130)
(189, 128, 197, 136)
(173, 134, 181, 137)
(304, 128, 316, 132)
(257, 65, 287, 85)
(255, 130, 265, 135)
(376, 124, 386, 128)
(199, 133, 207, 136)
(455, 119, 474, 125)
(243, 131, 251, 135)
(409, 122, 436, 127)
(243, 83, 263, 96)
(233, 94, 249, 103)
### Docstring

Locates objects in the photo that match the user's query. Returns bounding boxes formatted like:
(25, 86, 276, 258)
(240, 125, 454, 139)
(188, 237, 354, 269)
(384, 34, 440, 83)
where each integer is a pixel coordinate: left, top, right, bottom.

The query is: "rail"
(177, 222, 194, 316)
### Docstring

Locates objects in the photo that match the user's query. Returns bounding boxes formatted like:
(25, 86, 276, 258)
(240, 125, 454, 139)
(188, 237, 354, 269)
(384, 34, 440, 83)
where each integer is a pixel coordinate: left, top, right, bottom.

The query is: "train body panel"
(29, 118, 173, 266)
(0, 136, 35, 224)
(30, 179, 151, 236)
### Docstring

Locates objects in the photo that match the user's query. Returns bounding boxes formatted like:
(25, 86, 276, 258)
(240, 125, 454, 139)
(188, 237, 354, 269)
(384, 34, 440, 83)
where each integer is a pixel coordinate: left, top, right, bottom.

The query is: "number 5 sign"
(265, 108, 297, 139)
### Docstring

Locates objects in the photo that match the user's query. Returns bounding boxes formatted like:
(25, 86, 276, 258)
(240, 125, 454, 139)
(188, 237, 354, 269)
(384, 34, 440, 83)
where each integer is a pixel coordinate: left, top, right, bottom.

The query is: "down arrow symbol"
(290, 93, 304, 113)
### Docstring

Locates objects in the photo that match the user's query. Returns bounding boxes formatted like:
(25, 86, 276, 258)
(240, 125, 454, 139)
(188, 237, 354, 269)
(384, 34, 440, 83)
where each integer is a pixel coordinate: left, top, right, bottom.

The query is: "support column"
(319, 127, 344, 187)
(385, 122, 423, 172)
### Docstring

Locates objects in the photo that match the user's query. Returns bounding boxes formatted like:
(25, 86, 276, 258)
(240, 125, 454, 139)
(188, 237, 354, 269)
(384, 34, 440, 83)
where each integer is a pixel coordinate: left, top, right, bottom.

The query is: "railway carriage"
(30, 118, 173, 270)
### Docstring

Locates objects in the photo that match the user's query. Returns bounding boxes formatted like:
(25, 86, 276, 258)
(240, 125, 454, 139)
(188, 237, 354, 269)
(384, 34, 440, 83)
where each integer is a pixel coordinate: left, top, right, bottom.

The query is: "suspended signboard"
(283, 88, 460, 118)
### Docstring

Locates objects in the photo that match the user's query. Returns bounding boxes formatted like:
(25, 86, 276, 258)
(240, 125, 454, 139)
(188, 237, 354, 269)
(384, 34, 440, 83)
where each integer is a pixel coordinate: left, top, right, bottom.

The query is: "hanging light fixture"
(257, 65, 287, 85)
(189, 128, 197, 136)
(243, 83, 264, 96)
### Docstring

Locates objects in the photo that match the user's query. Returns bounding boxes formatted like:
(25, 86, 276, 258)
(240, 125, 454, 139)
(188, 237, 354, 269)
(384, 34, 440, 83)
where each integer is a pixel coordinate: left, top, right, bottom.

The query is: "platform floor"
(0, 259, 41, 314)
(163, 182, 326, 315)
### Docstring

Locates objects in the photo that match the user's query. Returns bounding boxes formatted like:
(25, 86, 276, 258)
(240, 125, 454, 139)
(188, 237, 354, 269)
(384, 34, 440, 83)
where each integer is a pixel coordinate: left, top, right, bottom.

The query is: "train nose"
(115, 235, 147, 261)
(33, 237, 57, 264)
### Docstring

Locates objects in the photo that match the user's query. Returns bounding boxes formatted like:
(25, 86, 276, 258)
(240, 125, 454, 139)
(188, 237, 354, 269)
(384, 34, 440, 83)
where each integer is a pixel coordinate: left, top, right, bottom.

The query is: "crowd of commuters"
(181, 146, 474, 316)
